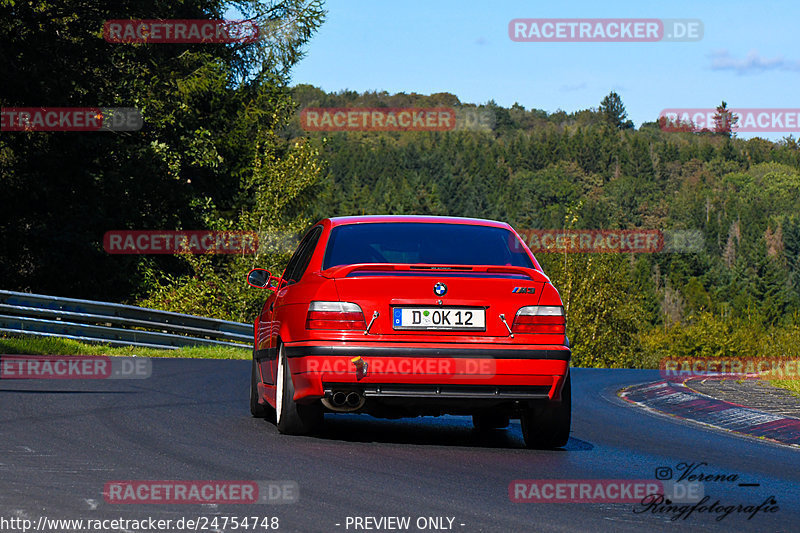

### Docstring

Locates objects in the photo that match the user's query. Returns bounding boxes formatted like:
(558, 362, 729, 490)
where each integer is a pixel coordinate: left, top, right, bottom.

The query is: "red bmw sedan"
(247, 215, 571, 448)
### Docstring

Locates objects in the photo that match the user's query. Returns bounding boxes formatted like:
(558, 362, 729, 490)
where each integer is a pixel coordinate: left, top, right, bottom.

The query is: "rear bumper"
(284, 341, 570, 402)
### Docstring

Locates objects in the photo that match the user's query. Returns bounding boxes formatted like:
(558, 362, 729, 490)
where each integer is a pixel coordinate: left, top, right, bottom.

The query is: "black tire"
(472, 413, 510, 431)
(521, 372, 571, 449)
(250, 358, 273, 419)
(275, 344, 323, 435)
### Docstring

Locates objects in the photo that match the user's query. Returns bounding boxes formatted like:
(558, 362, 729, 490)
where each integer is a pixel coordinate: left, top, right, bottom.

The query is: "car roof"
(326, 214, 512, 229)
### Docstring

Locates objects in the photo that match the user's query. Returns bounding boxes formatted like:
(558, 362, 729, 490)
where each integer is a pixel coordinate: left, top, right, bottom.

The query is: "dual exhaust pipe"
(322, 390, 365, 412)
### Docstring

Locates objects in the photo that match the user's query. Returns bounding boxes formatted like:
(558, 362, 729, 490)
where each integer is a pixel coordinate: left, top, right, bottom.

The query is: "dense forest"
(3, 1, 799, 367)
(1, 0, 326, 313)
(285, 86, 800, 367)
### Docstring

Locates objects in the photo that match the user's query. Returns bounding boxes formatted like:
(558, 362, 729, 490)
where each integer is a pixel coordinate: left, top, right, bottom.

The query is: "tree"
(713, 101, 738, 136)
(599, 91, 633, 130)
(0, 0, 325, 306)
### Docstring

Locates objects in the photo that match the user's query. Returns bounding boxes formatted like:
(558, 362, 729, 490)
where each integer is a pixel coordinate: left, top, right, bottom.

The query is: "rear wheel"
(276, 344, 323, 435)
(472, 413, 510, 431)
(521, 373, 571, 449)
(250, 358, 273, 419)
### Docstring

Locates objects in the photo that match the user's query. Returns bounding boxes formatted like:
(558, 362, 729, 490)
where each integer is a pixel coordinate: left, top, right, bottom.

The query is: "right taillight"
(512, 306, 565, 335)
(306, 301, 366, 330)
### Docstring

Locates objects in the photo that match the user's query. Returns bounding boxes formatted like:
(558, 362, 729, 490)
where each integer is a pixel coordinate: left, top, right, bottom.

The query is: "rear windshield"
(323, 222, 534, 269)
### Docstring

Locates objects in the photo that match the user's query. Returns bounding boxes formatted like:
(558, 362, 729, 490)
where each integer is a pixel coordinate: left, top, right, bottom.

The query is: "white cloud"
(709, 49, 800, 74)
(559, 82, 587, 92)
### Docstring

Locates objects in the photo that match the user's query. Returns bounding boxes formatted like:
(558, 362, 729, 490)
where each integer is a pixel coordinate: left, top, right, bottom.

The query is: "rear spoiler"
(321, 263, 551, 282)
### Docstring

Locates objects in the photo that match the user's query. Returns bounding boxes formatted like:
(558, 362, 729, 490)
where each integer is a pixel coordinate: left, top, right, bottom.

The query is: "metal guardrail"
(0, 290, 253, 350)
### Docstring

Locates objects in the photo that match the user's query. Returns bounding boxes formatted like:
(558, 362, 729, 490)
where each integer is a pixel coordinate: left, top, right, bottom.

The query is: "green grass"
(771, 379, 800, 397)
(0, 334, 250, 359)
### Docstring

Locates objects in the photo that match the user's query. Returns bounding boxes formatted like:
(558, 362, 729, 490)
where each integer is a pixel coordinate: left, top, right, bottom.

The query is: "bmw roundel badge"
(433, 282, 447, 296)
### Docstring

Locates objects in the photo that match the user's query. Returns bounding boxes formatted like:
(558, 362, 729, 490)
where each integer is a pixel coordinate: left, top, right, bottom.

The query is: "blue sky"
(288, 0, 800, 140)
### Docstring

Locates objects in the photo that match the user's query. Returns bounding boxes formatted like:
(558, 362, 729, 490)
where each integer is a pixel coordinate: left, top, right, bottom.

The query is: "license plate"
(392, 307, 486, 330)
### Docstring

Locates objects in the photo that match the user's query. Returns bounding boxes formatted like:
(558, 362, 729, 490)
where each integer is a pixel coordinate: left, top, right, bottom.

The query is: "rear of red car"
(249, 216, 571, 448)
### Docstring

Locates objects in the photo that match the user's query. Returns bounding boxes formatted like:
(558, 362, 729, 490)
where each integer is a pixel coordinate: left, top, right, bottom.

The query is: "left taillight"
(512, 306, 565, 335)
(305, 301, 366, 331)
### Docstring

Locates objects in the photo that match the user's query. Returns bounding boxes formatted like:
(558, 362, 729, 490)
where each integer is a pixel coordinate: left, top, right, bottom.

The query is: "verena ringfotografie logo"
(1, 108, 142, 132)
(660, 357, 800, 381)
(659, 109, 800, 133)
(508, 19, 703, 42)
(103, 20, 259, 44)
(640, 461, 778, 522)
(103, 480, 298, 504)
(299, 107, 495, 132)
(104, 231, 258, 254)
(0, 355, 151, 380)
(515, 229, 703, 253)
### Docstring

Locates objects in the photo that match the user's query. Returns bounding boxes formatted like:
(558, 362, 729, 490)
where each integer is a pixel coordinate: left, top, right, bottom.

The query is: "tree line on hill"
(287, 85, 800, 366)
(3, 1, 798, 365)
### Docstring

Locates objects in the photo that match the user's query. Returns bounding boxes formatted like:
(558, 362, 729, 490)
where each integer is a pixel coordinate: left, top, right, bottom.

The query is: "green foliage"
(1, 1, 325, 323)
(640, 313, 800, 366)
(290, 87, 800, 368)
(139, 136, 324, 321)
(5, 11, 800, 375)
(599, 91, 633, 130)
(542, 252, 645, 368)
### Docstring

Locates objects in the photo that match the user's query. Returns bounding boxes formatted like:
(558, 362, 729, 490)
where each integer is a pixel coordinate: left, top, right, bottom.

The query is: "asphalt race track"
(1, 361, 798, 533)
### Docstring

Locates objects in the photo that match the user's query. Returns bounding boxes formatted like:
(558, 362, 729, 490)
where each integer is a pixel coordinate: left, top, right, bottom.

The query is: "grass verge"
(770, 379, 800, 397)
(0, 334, 250, 359)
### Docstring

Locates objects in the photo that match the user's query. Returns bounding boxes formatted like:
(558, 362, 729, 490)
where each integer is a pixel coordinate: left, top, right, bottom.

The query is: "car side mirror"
(247, 268, 277, 290)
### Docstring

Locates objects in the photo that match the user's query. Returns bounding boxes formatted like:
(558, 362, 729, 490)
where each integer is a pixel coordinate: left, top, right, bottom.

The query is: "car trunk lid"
(324, 264, 548, 338)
